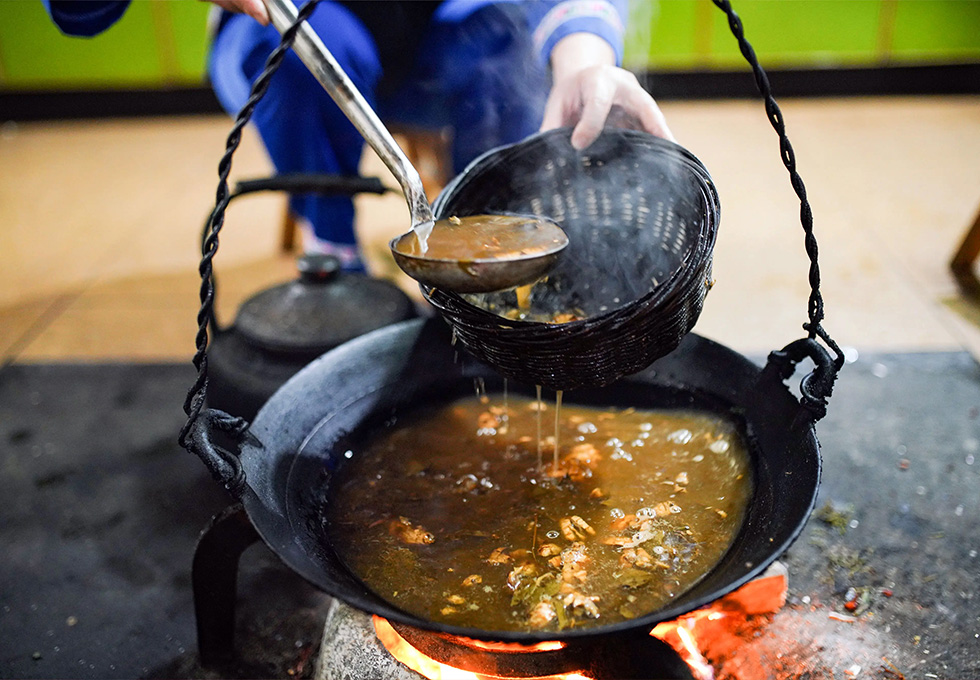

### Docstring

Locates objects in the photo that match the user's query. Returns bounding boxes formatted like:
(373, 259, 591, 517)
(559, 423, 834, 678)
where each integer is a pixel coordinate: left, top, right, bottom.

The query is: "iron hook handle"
(764, 337, 843, 424)
(264, 0, 434, 230)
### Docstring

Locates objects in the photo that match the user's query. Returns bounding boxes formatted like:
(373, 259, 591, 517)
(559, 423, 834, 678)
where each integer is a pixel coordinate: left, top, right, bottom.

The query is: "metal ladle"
(265, 0, 567, 293)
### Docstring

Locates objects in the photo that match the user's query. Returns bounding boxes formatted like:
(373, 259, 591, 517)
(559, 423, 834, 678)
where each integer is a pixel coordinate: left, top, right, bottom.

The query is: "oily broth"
(324, 394, 752, 633)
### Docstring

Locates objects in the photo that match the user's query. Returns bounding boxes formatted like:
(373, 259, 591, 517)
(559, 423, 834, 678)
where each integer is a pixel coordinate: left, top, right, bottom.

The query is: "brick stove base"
(312, 601, 697, 680)
(315, 601, 420, 680)
(312, 564, 788, 680)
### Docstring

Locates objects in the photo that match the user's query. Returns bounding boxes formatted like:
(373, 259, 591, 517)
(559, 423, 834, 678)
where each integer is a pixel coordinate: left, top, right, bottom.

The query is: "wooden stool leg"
(280, 205, 299, 253)
(391, 128, 452, 201)
(951, 205, 980, 298)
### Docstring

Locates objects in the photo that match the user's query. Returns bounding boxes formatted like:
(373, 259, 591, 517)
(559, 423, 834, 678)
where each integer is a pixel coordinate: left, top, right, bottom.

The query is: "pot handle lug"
(183, 408, 251, 499)
(763, 337, 844, 424)
(181, 0, 319, 492)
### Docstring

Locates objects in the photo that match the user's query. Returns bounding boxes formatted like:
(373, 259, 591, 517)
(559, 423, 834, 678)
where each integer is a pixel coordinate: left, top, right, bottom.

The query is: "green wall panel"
(625, 0, 701, 69)
(169, 1, 213, 84)
(1, 0, 977, 91)
(709, 0, 883, 68)
(890, 0, 980, 61)
(0, 0, 165, 89)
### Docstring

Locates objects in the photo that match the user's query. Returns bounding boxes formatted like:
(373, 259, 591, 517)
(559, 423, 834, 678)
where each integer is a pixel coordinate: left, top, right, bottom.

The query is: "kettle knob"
(297, 254, 341, 283)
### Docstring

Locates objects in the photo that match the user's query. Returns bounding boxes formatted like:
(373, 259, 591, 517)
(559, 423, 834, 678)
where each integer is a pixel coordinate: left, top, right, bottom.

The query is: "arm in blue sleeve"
(531, 0, 628, 66)
(42, 0, 131, 37)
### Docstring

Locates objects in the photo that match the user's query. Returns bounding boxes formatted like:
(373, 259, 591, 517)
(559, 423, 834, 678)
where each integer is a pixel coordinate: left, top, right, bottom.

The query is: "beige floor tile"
(3, 96, 979, 363)
(17, 305, 197, 362)
(14, 254, 300, 362)
(0, 294, 67, 361)
(664, 96, 980, 355)
(0, 116, 280, 309)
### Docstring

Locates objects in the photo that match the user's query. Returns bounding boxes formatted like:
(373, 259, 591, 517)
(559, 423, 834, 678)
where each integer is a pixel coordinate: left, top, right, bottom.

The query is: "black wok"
(200, 315, 834, 643)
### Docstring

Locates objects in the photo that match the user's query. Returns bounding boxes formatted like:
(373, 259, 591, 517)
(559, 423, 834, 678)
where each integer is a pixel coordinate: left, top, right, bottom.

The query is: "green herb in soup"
(324, 394, 752, 633)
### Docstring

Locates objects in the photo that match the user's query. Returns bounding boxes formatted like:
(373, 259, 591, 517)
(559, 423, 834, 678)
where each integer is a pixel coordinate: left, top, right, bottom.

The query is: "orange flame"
(462, 637, 564, 653)
(651, 609, 725, 680)
(373, 565, 786, 680)
(373, 617, 590, 680)
(649, 564, 788, 680)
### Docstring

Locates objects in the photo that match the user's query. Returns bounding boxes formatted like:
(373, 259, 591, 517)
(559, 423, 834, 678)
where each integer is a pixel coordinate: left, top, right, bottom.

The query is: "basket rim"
(426, 128, 720, 330)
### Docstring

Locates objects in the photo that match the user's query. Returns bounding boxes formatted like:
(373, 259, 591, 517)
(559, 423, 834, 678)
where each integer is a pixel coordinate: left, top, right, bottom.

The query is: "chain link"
(179, 0, 322, 450)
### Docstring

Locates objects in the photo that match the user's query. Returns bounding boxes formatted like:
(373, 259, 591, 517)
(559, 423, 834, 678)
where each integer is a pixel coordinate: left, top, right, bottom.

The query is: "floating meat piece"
(619, 546, 655, 570)
(609, 513, 638, 533)
(560, 542, 590, 586)
(477, 411, 499, 432)
(602, 535, 635, 547)
(562, 591, 600, 618)
(547, 443, 602, 482)
(653, 501, 682, 517)
(507, 563, 539, 591)
(527, 601, 558, 628)
(537, 543, 562, 558)
(560, 515, 595, 541)
(487, 547, 511, 565)
(388, 517, 435, 545)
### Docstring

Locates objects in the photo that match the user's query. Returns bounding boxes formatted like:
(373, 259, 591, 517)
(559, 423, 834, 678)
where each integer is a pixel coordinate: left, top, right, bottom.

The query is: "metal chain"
(179, 0, 322, 450)
(712, 0, 844, 369)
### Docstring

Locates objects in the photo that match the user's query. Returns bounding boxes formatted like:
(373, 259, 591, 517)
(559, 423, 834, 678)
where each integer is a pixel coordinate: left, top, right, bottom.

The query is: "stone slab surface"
(0, 353, 977, 678)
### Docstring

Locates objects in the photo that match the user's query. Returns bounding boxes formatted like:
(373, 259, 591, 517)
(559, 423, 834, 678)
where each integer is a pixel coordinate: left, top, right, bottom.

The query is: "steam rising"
(623, 1, 660, 72)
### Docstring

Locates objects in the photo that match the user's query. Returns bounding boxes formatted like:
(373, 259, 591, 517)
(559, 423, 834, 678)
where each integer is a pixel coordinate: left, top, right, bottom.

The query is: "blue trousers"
(209, 2, 549, 268)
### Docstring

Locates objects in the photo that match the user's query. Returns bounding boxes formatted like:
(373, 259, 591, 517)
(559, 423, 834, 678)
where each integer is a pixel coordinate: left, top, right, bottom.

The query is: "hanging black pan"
(180, 0, 843, 646)
(199, 315, 834, 644)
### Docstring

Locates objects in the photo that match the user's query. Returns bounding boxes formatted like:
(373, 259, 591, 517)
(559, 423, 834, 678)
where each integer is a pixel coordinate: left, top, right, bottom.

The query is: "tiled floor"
(2, 95, 979, 364)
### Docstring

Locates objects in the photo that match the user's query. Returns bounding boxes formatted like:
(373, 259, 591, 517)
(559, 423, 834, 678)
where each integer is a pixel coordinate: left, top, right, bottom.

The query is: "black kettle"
(204, 174, 418, 419)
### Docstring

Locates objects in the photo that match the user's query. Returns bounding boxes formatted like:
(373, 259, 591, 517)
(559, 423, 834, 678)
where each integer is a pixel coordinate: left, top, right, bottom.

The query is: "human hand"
(541, 34, 674, 149)
(206, 0, 270, 25)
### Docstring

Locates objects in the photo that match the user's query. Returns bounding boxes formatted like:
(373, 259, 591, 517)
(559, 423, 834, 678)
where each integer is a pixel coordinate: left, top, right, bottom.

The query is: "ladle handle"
(264, 0, 434, 228)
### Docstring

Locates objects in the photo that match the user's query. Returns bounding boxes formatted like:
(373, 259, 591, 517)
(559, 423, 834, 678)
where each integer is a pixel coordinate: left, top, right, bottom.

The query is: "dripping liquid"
(535, 385, 543, 470)
(553, 390, 563, 472)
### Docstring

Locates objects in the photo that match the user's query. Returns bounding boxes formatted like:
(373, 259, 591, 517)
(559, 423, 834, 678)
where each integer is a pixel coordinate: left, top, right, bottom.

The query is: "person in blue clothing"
(45, 0, 673, 271)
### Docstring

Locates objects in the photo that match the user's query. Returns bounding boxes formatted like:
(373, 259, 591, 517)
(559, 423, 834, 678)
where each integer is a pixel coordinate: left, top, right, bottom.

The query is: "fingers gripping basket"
(424, 128, 720, 391)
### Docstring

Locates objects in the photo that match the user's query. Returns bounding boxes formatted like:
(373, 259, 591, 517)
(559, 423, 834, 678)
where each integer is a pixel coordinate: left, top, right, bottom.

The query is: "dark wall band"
(2, 63, 978, 122)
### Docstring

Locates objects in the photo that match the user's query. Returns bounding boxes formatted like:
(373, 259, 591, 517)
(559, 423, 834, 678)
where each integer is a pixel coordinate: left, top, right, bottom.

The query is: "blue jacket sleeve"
(530, 0, 628, 66)
(436, 0, 629, 67)
(42, 0, 131, 37)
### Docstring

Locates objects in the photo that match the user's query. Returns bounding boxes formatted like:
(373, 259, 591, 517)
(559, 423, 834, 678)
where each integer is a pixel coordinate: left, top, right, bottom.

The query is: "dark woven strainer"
(424, 128, 719, 391)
